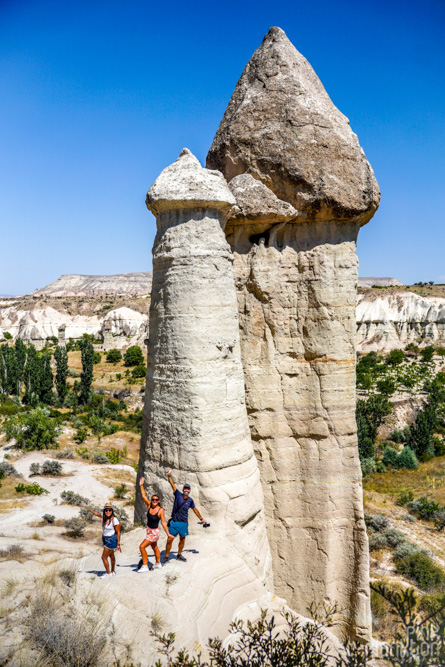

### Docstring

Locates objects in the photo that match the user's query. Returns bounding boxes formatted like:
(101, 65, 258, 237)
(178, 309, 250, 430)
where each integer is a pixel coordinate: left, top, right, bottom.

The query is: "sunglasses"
(104, 509, 113, 513)
(151, 497, 159, 502)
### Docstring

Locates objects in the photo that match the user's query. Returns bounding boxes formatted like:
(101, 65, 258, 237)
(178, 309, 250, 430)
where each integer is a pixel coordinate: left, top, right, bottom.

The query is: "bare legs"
(165, 535, 185, 559)
(140, 538, 160, 564)
(102, 547, 115, 573)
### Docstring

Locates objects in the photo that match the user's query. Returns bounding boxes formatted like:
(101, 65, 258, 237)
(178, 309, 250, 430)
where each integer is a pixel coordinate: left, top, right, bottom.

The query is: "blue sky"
(1, 0, 444, 295)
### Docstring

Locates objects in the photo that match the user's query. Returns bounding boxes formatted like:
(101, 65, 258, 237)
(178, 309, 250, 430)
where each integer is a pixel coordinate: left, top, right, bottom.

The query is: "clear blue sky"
(1, 0, 444, 295)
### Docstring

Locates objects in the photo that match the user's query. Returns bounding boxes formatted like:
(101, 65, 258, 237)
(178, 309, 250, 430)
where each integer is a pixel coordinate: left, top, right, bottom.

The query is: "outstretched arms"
(89, 508, 102, 518)
(139, 477, 151, 507)
(166, 468, 176, 492)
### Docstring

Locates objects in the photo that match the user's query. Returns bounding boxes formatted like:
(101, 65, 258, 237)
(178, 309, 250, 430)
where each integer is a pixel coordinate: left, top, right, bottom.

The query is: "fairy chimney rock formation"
(207, 27, 379, 640)
(137, 149, 272, 586)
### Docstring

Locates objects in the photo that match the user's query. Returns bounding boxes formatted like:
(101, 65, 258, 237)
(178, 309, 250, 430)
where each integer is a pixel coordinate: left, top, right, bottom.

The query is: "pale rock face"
(207, 27, 380, 225)
(208, 27, 377, 639)
(356, 292, 445, 352)
(32, 271, 152, 297)
(136, 150, 272, 586)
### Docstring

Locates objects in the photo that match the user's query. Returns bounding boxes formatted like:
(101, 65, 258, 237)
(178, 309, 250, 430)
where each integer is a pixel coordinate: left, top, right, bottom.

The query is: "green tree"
(356, 394, 392, 460)
(386, 349, 405, 366)
(421, 346, 434, 362)
(376, 378, 396, 396)
(106, 349, 122, 364)
(23, 344, 41, 406)
(39, 353, 54, 405)
(15, 338, 27, 393)
(131, 364, 146, 378)
(0, 344, 18, 396)
(3, 407, 60, 450)
(79, 339, 94, 404)
(123, 345, 144, 367)
(54, 346, 69, 404)
(89, 415, 106, 443)
(93, 351, 101, 364)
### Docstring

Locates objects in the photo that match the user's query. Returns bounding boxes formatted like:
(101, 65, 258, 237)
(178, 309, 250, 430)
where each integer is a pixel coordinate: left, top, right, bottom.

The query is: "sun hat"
(103, 501, 114, 510)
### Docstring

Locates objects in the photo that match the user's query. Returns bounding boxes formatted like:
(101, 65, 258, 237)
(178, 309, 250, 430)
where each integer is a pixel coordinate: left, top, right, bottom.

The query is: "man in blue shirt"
(163, 468, 207, 563)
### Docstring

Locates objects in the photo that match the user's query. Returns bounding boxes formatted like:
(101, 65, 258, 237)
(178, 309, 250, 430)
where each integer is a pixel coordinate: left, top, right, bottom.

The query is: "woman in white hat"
(89, 502, 121, 578)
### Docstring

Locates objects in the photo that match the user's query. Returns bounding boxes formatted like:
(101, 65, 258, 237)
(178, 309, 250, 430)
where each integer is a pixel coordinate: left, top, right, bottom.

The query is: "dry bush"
(26, 590, 107, 667)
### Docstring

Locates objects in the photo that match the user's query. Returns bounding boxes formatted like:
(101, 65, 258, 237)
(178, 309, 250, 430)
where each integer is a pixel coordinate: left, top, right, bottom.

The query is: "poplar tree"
(15, 338, 27, 394)
(79, 339, 94, 404)
(54, 346, 69, 404)
(39, 353, 54, 405)
(23, 345, 41, 406)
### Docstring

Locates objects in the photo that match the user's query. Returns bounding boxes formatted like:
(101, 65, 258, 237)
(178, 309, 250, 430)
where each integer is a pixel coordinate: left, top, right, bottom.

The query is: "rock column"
(207, 27, 380, 639)
(135, 149, 272, 586)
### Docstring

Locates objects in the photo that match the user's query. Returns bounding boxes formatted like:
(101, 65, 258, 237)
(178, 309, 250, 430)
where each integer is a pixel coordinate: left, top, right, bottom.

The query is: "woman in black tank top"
(138, 477, 172, 572)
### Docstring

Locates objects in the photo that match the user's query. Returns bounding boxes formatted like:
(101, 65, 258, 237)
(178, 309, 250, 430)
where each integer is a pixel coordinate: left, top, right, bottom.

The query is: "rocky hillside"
(32, 271, 152, 297)
(357, 289, 445, 352)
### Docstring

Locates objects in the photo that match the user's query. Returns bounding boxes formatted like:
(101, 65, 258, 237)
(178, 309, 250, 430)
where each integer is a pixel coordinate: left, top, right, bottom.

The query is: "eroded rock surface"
(207, 27, 378, 639)
(136, 149, 272, 586)
(207, 27, 379, 225)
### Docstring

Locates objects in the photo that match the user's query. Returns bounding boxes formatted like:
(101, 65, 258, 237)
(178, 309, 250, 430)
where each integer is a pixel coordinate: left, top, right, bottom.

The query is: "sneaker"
(161, 557, 170, 565)
(153, 563, 162, 569)
(111, 571, 116, 576)
(138, 565, 150, 573)
(176, 554, 187, 562)
(99, 573, 111, 579)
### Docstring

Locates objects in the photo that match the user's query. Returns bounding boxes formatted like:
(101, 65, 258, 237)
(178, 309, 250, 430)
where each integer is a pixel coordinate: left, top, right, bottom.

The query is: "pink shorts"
(146, 527, 160, 543)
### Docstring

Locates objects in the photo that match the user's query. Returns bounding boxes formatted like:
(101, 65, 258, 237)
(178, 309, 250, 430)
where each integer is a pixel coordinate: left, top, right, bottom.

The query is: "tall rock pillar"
(207, 27, 380, 639)
(136, 149, 272, 586)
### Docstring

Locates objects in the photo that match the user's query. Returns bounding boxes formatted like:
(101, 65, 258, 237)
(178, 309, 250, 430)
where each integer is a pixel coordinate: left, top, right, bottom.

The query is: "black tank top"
(147, 506, 161, 528)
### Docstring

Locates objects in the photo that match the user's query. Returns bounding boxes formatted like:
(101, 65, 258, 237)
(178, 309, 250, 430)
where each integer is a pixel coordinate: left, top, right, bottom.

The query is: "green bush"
(396, 489, 414, 506)
(3, 408, 61, 450)
(123, 345, 144, 367)
(408, 496, 441, 520)
(93, 453, 109, 464)
(106, 349, 122, 364)
(42, 514, 55, 524)
(377, 378, 396, 395)
(382, 445, 399, 468)
(131, 364, 146, 378)
(114, 483, 128, 499)
(15, 482, 49, 495)
(421, 346, 434, 362)
(92, 351, 101, 364)
(386, 349, 405, 365)
(60, 490, 90, 506)
(381, 527, 406, 548)
(393, 542, 419, 561)
(369, 533, 389, 551)
(397, 445, 418, 470)
(63, 517, 87, 538)
(74, 427, 88, 444)
(360, 457, 376, 478)
(3, 332, 12, 340)
(105, 447, 123, 464)
(0, 462, 18, 476)
(396, 551, 445, 590)
(29, 462, 41, 475)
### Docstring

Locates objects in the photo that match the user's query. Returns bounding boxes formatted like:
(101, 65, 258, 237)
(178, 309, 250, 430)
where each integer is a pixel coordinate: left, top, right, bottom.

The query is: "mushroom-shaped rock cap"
(207, 27, 380, 225)
(146, 148, 236, 216)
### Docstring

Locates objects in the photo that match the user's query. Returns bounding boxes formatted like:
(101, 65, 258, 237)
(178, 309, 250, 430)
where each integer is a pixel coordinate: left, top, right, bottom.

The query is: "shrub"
(15, 482, 48, 495)
(29, 462, 41, 475)
(382, 445, 399, 468)
(369, 533, 389, 551)
(393, 542, 419, 561)
(397, 445, 418, 470)
(93, 453, 109, 464)
(106, 447, 123, 464)
(396, 551, 445, 590)
(356, 394, 392, 460)
(408, 496, 441, 520)
(55, 449, 74, 459)
(63, 517, 87, 538)
(389, 427, 410, 444)
(360, 457, 376, 478)
(3, 408, 61, 450)
(421, 346, 434, 362)
(418, 592, 445, 618)
(0, 462, 18, 476)
(377, 378, 396, 396)
(436, 346, 445, 356)
(74, 427, 89, 444)
(396, 489, 414, 506)
(365, 513, 390, 532)
(42, 514, 56, 524)
(123, 345, 144, 367)
(26, 594, 106, 666)
(3, 332, 12, 340)
(60, 490, 90, 506)
(76, 446, 90, 459)
(114, 483, 128, 499)
(42, 460, 63, 476)
(131, 364, 146, 379)
(433, 511, 445, 532)
(387, 349, 405, 365)
(58, 567, 77, 587)
(381, 527, 406, 548)
(106, 349, 122, 364)
(113, 506, 130, 532)
(92, 351, 101, 364)
(0, 544, 24, 559)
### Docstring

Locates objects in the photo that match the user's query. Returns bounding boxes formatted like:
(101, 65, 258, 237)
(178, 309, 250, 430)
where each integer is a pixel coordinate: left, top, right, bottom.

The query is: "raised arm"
(138, 477, 151, 507)
(89, 508, 102, 518)
(166, 468, 176, 492)
(159, 508, 171, 537)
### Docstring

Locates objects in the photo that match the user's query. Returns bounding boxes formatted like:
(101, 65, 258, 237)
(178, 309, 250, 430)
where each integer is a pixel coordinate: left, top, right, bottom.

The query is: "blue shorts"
(102, 534, 118, 550)
(168, 521, 188, 538)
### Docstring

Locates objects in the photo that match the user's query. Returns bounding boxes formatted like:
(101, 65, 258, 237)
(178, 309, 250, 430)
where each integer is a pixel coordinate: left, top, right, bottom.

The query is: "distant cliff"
(32, 271, 152, 297)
